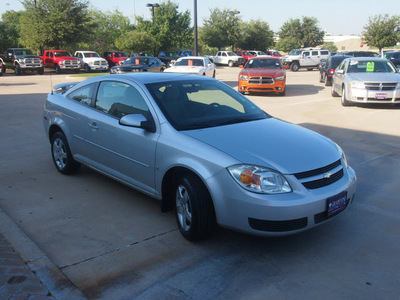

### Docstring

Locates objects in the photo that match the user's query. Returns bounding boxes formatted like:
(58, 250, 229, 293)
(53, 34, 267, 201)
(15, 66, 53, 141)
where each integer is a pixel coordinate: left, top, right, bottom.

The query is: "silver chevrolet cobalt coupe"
(43, 73, 356, 240)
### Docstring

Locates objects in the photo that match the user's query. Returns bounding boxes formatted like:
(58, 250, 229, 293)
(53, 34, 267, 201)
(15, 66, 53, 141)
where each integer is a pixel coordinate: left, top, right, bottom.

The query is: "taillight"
(329, 69, 335, 74)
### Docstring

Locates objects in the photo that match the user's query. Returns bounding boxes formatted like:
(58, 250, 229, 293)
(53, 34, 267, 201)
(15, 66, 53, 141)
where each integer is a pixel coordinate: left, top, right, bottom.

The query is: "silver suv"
(282, 48, 330, 71)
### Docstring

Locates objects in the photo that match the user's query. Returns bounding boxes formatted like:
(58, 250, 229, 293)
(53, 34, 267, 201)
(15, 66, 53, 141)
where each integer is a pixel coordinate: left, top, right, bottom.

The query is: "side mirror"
(119, 114, 156, 133)
(336, 69, 344, 75)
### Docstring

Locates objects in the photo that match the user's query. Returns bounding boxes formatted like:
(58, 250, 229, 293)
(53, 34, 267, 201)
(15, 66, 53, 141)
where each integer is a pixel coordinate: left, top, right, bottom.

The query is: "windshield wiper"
(218, 117, 262, 126)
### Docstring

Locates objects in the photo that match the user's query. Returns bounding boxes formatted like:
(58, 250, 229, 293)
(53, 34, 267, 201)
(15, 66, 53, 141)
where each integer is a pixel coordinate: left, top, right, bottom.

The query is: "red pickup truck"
(42, 50, 80, 73)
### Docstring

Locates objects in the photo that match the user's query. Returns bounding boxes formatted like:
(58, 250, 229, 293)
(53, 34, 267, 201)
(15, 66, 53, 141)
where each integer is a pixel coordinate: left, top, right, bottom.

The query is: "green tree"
(136, 1, 192, 55)
(320, 42, 338, 52)
(362, 14, 400, 53)
(237, 20, 274, 51)
(276, 17, 324, 52)
(83, 9, 133, 54)
(201, 8, 241, 51)
(115, 31, 154, 54)
(19, 0, 94, 52)
(0, 11, 23, 52)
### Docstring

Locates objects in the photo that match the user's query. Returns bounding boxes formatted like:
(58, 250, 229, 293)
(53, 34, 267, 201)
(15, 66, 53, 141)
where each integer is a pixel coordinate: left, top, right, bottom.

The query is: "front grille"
(249, 77, 274, 84)
(365, 82, 398, 91)
(294, 159, 344, 190)
(25, 58, 40, 64)
(249, 217, 308, 232)
(64, 60, 78, 66)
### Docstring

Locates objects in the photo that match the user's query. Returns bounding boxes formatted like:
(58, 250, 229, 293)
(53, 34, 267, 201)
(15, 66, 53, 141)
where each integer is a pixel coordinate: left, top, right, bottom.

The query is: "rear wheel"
(212, 70, 216, 78)
(175, 173, 215, 241)
(51, 132, 81, 175)
(324, 74, 331, 86)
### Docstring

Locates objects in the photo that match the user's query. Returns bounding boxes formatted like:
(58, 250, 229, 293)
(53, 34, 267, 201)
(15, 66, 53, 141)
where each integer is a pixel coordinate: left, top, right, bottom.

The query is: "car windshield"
(347, 60, 396, 73)
(146, 79, 268, 131)
(174, 59, 204, 67)
(289, 50, 302, 55)
(246, 59, 282, 69)
(14, 49, 34, 55)
(227, 51, 237, 56)
(54, 51, 72, 57)
(114, 52, 128, 57)
(83, 52, 100, 58)
(125, 57, 149, 65)
(163, 52, 179, 57)
(272, 51, 282, 56)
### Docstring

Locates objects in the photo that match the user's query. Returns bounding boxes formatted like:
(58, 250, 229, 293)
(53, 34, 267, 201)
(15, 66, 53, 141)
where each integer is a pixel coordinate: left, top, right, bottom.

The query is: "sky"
(2, 0, 400, 36)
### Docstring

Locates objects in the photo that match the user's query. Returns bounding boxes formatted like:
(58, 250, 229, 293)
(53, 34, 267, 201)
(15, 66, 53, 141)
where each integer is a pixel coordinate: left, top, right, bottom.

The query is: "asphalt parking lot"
(0, 67, 399, 299)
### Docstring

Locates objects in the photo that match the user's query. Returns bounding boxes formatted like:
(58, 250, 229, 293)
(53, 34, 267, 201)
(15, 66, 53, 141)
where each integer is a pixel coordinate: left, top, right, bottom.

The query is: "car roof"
(346, 57, 388, 61)
(251, 56, 281, 60)
(178, 56, 205, 59)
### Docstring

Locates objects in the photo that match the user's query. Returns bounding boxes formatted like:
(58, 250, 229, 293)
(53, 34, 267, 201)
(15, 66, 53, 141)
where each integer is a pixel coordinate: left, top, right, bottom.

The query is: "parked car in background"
(43, 73, 356, 241)
(103, 51, 129, 67)
(238, 56, 286, 96)
(282, 48, 330, 71)
(383, 51, 400, 68)
(335, 51, 378, 57)
(236, 51, 256, 62)
(247, 50, 266, 56)
(178, 50, 195, 57)
(207, 51, 246, 67)
(319, 55, 352, 86)
(158, 51, 180, 67)
(164, 56, 215, 77)
(331, 57, 400, 106)
(130, 51, 153, 57)
(74, 51, 108, 73)
(0, 58, 4, 75)
(42, 50, 80, 74)
(264, 49, 283, 57)
(1, 48, 44, 75)
(110, 56, 165, 74)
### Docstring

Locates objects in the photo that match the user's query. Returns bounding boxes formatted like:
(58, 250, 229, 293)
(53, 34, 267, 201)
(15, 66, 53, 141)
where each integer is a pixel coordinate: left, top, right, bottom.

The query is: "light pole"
(146, 3, 160, 25)
(194, 0, 198, 56)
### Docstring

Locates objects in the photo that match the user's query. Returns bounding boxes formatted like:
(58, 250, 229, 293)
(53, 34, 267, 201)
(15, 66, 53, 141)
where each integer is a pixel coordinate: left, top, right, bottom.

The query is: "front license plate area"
(375, 93, 387, 100)
(327, 191, 347, 216)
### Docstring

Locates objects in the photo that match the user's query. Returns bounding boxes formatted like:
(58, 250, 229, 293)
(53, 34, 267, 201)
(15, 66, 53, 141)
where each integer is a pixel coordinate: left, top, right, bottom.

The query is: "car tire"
(51, 131, 81, 175)
(175, 173, 215, 241)
(228, 60, 234, 67)
(307, 68, 313, 71)
(278, 88, 286, 96)
(84, 64, 91, 73)
(38, 67, 44, 75)
(15, 65, 21, 76)
(331, 84, 339, 97)
(212, 70, 216, 78)
(290, 62, 299, 72)
(319, 73, 324, 83)
(341, 87, 352, 106)
(324, 75, 331, 86)
(55, 65, 61, 74)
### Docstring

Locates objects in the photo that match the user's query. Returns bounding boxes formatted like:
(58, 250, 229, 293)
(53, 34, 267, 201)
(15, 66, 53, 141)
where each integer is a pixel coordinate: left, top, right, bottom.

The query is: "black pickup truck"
(0, 48, 44, 75)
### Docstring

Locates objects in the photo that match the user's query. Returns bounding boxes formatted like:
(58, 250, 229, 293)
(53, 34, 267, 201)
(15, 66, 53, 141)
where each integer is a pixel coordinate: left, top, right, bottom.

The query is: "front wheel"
(15, 65, 22, 76)
(175, 173, 215, 241)
(290, 62, 299, 71)
(331, 84, 339, 97)
(51, 132, 81, 175)
(228, 60, 234, 67)
(341, 87, 352, 106)
(84, 64, 91, 73)
(55, 64, 61, 74)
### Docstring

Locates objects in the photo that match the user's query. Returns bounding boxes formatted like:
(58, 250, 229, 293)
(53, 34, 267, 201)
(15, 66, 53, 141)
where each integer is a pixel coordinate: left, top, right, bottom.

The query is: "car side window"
(303, 51, 310, 56)
(67, 84, 94, 106)
(95, 81, 149, 119)
(312, 51, 318, 56)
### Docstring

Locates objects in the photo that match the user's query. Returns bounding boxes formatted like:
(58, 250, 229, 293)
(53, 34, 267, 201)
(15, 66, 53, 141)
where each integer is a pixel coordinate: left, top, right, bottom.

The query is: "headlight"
(228, 165, 292, 194)
(275, 75, 285, 81)
(349, 81, 364, 88)
(335, 144, 348, 168)
(239, 75, 249, 81)
(59, 61, 65, 65)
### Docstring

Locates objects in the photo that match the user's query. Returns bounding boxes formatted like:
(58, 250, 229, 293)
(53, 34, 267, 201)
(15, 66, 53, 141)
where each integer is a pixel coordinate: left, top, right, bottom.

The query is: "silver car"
(331, 57, 400, 106)
(43, 73, 357, 240)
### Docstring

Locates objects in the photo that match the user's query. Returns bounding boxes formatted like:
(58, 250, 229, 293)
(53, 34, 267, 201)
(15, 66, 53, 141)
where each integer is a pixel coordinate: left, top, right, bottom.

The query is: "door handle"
(88, 122, 99, 131)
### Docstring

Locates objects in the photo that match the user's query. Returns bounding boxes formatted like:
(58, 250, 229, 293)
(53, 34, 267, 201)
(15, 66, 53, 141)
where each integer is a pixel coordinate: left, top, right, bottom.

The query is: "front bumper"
(238, 79, 286, 93)
(347, 86, 400, 104)
(206, 164, 357, 236)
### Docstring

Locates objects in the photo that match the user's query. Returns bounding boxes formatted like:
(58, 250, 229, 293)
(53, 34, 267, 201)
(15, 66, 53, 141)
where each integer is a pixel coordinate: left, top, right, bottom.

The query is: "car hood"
(114, 64, 148, 70)
(16, 55, 40, 59)
(165, 66, 204, 73)
(57, 56, 78, 60)
(241, 68, 284, 77)
(182, 118, 340, 174)
(83, 57, 107, 63)
(346, 72, 400, 81)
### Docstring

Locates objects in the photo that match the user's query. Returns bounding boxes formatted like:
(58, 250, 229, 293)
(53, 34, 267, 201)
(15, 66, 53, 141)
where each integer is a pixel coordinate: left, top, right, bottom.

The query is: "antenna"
(50, 74, 53, 95)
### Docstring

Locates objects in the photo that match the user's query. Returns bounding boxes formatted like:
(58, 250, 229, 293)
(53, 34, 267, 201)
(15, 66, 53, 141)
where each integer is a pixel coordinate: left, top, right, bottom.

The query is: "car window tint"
(96, 81, 149, 118)
(67, 84, 94, 106)
(312, 51, 318, 56)
(321, 51, 329, 55)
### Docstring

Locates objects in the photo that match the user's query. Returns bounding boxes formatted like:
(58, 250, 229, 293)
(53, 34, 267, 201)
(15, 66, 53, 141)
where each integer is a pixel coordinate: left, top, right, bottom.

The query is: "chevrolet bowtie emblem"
(324, 172, 332, 179)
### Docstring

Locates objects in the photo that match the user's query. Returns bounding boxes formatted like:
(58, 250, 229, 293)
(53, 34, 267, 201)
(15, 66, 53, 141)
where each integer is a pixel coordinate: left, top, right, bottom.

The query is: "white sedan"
(164, 56, 216, 78)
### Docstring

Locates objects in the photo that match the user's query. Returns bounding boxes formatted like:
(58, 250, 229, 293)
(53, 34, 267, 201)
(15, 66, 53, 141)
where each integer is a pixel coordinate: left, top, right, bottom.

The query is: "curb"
(0, 209, 86, 300)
